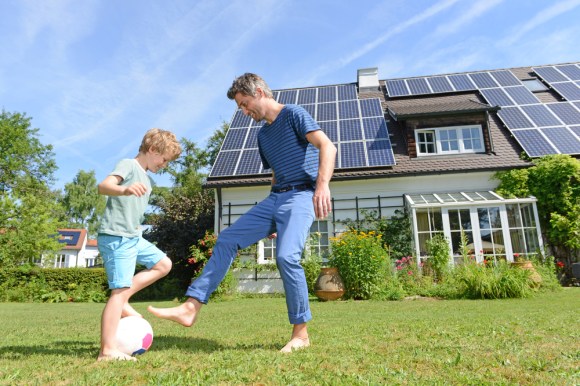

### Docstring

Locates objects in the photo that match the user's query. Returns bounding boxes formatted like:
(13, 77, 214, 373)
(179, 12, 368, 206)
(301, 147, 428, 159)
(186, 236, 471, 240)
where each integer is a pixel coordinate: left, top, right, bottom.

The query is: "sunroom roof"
(405, 191, 536, 207)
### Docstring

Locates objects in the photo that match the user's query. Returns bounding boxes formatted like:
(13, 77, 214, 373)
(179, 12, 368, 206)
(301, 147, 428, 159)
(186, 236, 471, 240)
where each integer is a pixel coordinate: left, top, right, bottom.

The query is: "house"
(205, 62, 580, 292)
(39, 229, 100, 268)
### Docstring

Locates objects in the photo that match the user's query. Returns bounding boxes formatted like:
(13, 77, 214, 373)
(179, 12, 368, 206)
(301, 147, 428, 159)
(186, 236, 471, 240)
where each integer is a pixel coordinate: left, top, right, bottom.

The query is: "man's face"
(234, 88, 265, 122)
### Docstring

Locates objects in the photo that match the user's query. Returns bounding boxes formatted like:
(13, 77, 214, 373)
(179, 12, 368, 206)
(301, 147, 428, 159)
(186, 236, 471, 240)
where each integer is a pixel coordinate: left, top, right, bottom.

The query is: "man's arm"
(305, 130, 337, 219)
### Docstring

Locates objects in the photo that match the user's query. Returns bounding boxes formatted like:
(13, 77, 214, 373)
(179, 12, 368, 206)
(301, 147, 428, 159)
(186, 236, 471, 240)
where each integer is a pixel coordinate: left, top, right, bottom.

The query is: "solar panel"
(546, 102, 580, 125)
(503, 86, 540, 105)
(297, 88, 316, 104)
(489, 70, 521, 86)
(231, 110, 252, 128)
(511, 129, 558, 157)
(480, 88, 514, 107)
(448, 74, 476, 91)
(427, 76, 455, 93)
(534, 66, 568, 83)
(555, 64, 580, 81)
(302, 104, 316, 119)
(221, 128, 248, 150)
(210, 151, 239, 176)
(570, 125, 580, 137)
(497, 107, 534, 129)
(339, 119, 364, 141)
(317, 102, 337, 121)
(360, 98, 383, 117)
(338, 84, 357, 100)
(340, 142, 366, 168)
(245, 127, 260, 148)
(540, 127, 580, 154)
(319, 121, 338, 142)
(407, 78, 431, 95)
(367, 140, 395, 166)
(338, 100, 359, 119)
(318, 86, 337, 102)
(520, 104, 563, 127)
(386, 79, 410, 97)
(236, 149, 263, 175)
(575, 101, 580, 110)
(550, 82, 580, 101)
(468, 72, 499, 89)
(278, 90, 297, 104)
(363, 117, 389, 140)
(59, 231, 80, 246)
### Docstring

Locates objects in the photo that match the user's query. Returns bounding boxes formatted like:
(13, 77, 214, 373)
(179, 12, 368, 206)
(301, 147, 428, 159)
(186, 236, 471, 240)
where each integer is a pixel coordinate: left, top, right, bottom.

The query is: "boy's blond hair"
(139, 128, 182, 161)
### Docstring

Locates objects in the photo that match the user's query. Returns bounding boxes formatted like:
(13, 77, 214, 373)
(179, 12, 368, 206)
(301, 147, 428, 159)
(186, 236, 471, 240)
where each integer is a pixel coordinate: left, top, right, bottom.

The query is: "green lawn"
(0, 289, 578, 385)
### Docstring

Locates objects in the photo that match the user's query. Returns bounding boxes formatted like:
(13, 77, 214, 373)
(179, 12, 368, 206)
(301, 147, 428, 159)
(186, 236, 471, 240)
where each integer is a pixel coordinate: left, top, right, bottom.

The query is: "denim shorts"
(97, 234, 166, 289)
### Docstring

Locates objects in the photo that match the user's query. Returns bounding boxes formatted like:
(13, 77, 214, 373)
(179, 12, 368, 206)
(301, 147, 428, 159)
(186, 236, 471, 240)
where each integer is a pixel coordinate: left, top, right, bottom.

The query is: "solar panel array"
(385, 63, 580, 157)
(210, 84, 395, 177)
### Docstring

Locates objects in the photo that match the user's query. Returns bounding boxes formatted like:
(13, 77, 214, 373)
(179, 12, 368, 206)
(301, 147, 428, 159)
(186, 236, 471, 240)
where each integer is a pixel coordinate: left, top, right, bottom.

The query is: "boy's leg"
(148, 194, 277, 325)
(98, 288, 136, 361)
(121, 238, 173, 317)
(273, 190, 315, 352)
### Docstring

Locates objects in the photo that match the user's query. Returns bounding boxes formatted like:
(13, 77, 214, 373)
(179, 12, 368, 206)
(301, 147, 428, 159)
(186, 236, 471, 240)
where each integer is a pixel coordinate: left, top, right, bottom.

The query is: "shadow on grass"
(0, 337, 280, 359)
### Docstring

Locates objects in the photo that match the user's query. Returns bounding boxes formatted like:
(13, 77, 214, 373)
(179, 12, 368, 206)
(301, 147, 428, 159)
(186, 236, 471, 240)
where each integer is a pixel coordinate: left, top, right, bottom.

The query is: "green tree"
(61, 170, 106, 235)
(494, 154, 580, 272)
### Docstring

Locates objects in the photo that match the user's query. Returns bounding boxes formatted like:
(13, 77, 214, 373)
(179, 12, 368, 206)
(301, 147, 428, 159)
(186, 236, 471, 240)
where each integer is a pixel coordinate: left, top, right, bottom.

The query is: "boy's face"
(146, 150, 171, 173)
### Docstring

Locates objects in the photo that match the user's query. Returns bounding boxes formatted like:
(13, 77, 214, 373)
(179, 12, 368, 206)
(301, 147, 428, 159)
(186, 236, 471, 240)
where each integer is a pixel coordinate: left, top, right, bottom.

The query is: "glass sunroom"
(405, 191, 543, 265)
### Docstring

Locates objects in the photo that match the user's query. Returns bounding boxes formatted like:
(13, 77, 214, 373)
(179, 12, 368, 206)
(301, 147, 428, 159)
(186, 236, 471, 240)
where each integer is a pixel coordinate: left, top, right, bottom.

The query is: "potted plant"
(511, 253, 542, 286)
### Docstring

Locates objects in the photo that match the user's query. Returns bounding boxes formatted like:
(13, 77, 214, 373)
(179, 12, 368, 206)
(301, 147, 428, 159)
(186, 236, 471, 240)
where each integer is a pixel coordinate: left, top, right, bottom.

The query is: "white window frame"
(415, 125, 484, 156)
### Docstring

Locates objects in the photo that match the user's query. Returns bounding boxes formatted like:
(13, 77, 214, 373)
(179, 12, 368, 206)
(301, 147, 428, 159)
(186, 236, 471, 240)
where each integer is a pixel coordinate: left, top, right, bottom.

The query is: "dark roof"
(387, 99, 499, 120)
(57, 229, 87, 250)
(204, 62, 580, 189)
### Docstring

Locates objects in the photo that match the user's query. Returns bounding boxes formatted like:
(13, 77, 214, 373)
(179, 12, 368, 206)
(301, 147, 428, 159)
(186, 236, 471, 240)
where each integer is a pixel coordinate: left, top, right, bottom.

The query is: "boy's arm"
(98, 175, 148, 197)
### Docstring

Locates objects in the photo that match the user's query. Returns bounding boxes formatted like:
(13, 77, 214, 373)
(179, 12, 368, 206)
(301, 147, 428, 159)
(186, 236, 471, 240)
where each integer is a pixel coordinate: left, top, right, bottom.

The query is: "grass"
(0, 289, 578, 385)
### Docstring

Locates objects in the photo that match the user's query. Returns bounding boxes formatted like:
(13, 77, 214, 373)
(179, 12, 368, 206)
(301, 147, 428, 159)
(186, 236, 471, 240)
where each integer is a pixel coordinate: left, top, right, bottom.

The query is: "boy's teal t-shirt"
(98, 159, 153, 237)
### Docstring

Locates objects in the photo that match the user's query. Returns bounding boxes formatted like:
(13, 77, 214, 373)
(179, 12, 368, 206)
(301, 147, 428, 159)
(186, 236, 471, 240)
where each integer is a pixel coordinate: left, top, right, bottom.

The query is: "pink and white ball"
(116, 316, 154, 356)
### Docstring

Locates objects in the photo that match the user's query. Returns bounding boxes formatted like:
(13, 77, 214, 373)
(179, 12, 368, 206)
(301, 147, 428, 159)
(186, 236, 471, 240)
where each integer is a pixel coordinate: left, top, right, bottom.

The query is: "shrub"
(329, 230, 390, 300)
(426, 234, 451, 281)
(452, 260, 533, 299)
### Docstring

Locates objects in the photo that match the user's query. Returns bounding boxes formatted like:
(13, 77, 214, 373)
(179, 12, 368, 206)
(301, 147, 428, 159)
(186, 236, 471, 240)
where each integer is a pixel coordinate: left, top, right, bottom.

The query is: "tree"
(0, 110, 63, 266)
(60, 170, 106, 235)
(493, 155, 580, 276)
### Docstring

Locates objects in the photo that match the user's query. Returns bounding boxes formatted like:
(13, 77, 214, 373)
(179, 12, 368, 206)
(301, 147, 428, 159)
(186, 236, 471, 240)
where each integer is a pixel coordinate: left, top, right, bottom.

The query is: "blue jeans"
(186, 189, 315, 324)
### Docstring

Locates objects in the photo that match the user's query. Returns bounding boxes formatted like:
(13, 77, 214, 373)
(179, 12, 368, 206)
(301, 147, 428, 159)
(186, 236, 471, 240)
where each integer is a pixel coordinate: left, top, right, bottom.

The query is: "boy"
(97, 128, 181, 361)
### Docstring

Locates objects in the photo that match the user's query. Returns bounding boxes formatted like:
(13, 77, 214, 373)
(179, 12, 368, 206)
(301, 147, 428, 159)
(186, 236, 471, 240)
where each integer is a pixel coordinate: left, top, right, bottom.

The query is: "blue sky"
(1, 0, 580, 189)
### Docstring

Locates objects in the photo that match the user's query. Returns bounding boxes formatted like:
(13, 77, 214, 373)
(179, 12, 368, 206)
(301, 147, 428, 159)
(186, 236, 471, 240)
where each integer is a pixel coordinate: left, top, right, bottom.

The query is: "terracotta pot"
(511, 260, 542, 286)
(314, 267, 345, 301)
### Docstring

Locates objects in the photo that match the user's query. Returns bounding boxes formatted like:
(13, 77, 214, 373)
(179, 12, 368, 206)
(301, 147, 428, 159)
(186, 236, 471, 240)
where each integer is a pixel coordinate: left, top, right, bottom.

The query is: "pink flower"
(407, 271, 413, 275)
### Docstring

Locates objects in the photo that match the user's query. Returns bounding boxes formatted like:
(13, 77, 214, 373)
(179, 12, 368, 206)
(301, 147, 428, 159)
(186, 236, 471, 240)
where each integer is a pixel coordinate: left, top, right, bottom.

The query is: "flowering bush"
(329, 230, 390, 300)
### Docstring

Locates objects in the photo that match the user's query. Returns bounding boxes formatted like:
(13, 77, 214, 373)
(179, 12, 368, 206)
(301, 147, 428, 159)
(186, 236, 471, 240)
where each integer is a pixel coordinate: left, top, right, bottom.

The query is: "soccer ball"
(116, 316, 154, 356)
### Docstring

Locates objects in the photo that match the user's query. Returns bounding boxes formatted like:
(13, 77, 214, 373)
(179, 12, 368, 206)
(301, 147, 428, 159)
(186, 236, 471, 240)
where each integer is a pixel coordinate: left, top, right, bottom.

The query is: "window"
(477, 207, 506, 263)
(415, 125, 484, 156)
(522, 79, 548, 92)
(506, 203, 540, 258)
(415, 208, 443, 256)
(54, 254, 67, 268)
(307, 220, 330, 261)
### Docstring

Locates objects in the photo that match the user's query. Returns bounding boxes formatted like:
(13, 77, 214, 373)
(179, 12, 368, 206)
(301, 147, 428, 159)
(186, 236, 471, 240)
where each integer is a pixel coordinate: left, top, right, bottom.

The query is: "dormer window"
(522, 78, 548, 92)
(415, 125, 484, 156)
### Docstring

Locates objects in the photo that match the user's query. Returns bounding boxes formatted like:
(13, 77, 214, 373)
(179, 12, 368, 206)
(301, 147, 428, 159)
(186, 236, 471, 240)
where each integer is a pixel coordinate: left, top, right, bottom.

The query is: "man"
(148, 73, 336, 353)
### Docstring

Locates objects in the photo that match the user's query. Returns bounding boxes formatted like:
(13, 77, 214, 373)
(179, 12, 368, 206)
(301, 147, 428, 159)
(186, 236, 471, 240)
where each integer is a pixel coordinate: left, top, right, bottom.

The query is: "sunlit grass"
(0, 289, 578, 385)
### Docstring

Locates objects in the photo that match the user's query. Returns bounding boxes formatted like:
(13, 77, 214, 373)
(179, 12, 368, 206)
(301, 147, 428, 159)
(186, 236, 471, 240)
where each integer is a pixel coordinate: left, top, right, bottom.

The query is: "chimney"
(357, 67, 379, 92)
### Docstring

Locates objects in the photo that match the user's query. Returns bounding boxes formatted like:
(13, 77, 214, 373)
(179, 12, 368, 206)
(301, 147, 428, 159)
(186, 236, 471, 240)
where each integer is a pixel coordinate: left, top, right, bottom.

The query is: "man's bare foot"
(122, 303, 142, 318)
(280, 337, 310, 353)
(97, 350, 136, 362)
(147, 301, 199, 327)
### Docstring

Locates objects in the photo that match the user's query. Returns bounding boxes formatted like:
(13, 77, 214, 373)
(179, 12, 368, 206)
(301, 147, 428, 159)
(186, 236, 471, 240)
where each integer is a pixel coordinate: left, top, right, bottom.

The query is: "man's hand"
(313, 183, 331, 219)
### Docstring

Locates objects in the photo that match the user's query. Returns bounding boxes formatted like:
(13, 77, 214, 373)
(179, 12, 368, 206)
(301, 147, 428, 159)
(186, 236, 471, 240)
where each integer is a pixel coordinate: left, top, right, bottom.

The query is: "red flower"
(556, 261, 565, 268)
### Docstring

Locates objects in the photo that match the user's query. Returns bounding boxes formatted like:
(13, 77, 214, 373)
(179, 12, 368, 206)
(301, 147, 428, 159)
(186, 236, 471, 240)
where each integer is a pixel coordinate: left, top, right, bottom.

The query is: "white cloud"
(500, 0, 580, 46)
(432, 0, 504, 38)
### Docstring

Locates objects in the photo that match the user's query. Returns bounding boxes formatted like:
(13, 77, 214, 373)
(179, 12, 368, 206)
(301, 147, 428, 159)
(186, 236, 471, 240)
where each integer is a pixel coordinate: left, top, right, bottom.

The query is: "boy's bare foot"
(280, 337, 310, 353)
(122, 303, 142, 318)
(97, 350, 136, 362)
(147, 300, 199, 327)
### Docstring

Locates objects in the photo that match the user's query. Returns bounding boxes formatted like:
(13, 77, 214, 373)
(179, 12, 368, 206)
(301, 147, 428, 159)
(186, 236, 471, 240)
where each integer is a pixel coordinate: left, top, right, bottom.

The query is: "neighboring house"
(39, 229, 100, 268)
(206, 62, 580, 292)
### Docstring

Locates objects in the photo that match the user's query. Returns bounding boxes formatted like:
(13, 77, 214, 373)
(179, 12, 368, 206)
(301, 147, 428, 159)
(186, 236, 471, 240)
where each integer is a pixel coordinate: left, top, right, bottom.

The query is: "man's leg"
(274, 190, 315, 352)
(148, 195, 277, 325)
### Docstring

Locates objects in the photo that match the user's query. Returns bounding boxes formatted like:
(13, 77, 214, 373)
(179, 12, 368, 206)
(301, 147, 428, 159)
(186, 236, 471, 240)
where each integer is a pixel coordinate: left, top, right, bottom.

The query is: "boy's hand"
(123, 182, 148, 197)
